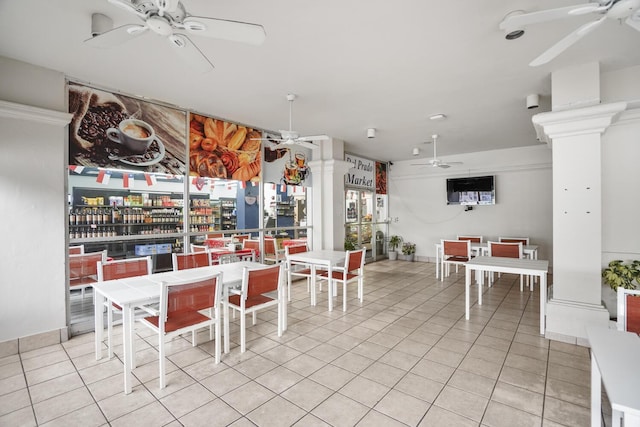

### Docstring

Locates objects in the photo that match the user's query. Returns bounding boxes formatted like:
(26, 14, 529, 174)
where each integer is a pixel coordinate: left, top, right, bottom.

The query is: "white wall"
(388, 145, 553, 263)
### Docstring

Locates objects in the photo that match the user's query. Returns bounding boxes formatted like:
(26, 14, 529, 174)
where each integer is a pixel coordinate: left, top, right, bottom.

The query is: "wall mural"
(262, 135, 313, 187)
(68, 82, 187, 175)
(189, 113, 262, 182)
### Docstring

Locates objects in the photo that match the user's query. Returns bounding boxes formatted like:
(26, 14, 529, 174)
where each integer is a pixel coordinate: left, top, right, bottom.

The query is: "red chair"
(487, 241, 525, 290)
(97, 256, 153, 358)
(498, 237, 529, 246)
(69, 250, 107, 300)
(227, 264, 284, 353)
(317, 249, 366, 312)
(139, 272, 222, 388)
(69, 245, 84, 255)
(617, 288, 640, 334)
(457, 235, 483, 243)
(285, 244, 313, 302)
(242, 239, 261, 260)
(441, 240, 472, 282)
(264, 238, 285, 264)
(172, 252, 211, 271)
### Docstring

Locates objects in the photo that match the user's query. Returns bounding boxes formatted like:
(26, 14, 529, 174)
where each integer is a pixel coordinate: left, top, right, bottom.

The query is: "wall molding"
(0, 99, 72, 126)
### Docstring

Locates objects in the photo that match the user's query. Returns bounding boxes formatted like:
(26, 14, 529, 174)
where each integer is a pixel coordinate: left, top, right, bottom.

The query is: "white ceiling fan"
(500, 0, 640, 67)
(411, 134, 463, 169)
(258, 94, 329, 150)
(85, 0, 266, 72)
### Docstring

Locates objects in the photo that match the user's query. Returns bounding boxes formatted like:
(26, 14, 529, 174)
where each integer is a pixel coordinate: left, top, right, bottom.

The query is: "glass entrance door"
(345, 189, 388, 261)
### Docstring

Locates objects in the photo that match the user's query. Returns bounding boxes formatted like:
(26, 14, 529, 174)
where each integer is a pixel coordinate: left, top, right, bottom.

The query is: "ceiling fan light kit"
(410, 134, 463, 169)
(91, 13, 114, 37)
(502, 10, 526, 39)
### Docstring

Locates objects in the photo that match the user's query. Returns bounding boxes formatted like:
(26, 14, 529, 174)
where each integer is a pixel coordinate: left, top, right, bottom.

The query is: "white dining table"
(464, 256, 549, 334)
(93, 261, 270, 394)
(586, 326, 640, 427)
(435, 242, 539, 280)
(285, 249, 346, 312)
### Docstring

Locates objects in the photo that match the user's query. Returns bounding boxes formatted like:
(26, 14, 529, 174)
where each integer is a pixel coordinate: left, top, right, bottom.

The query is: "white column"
(533, 102, 626, 344)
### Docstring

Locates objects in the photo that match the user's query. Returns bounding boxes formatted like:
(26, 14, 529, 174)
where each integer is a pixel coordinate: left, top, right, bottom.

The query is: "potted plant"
(344, 235, 358, 251)
(399, 242, 416, 262)
(602, 260, 640, 331)
(388, 235, 402, 260)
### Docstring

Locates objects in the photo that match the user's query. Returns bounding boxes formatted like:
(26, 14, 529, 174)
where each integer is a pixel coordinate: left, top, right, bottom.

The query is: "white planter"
(388, 251, 398, 260)
(398, 254, 414, 262)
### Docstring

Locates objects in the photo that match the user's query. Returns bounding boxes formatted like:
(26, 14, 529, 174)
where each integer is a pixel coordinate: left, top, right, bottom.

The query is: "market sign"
(345, 153, 374, 190)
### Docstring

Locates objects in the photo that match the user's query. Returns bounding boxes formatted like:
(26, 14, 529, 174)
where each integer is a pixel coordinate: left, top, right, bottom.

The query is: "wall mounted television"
(446, 175, 495, 205)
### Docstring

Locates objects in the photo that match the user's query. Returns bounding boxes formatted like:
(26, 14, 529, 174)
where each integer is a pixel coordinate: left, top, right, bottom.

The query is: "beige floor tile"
(106, 401, 172, 427)
(374, 389, 431, 425)
(548, 350, 590, 372)
(77, 358, 125, 385)
(458, 356, 503, 380)
(331, 351, 375, 374)
(182, 356, 228, 381)
(0, 388, 31, 417)
(160, 382, 216, 418)
(309, 364, 356, 391)
(378, 349, 420, 371)
(410, 358, 455, 383)
(28, 371, 84, 404)
(392, 338, 432, 357)
(179, 398, 241, 427)
(306, 343, 347, 363)
(434, 385, 489, 422)
(285, 335, 322, 353)
(33, 387, 95, 425)
(282, 353, 325, 377)
(255, 366, 303, 394)
(311, 393, 369, 427)
(220, 381, 275, 415)
(491, 381, 544, 416)
(482, 400, 542, 427)
(543, 396, 590, 427)
(448, 370, 497, 398)
(86, 372, 140, 402)
(350, 341, 389, 360)
(394, 372, 444, 403)
(21, 349, 69, 372)
(146, 369, 197, 399)
(357, 409, 408, 426)
(281, 378, 333, 412)
(498, 366, 546, 394)
(247, 395, 306, 427)
(200, 368, 250, 397)
(292, 413, 331, 426)
(0, 373, 26, 397)
(339, 376, 390, 408)
(419, 404, 479, 426)
(425, 346, 466, 368)
(25, 360, 77, 386)
(545, 377, 590, 408)
(546, 363, 590, 388)
(359, 361, 406, 388)
(97, 385, 156, 421)
(260, 343, 303, 364)
(233, 354, 278, 379)
(504, 353, 547, 377)
(0, 405, 37, 427)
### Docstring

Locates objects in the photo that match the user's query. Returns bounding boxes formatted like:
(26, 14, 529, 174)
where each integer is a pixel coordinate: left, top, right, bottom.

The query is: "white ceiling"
(0, 0, 638, 162)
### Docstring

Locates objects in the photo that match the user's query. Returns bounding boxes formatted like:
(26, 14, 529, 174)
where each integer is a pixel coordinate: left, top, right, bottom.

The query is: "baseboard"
(0, 327, 69, 356)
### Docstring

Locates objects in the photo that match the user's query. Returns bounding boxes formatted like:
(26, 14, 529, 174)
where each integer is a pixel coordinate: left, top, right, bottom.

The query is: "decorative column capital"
(0, 100, 73, 126)
(308, 159, 353, 176)
(532, 102, 627, 146)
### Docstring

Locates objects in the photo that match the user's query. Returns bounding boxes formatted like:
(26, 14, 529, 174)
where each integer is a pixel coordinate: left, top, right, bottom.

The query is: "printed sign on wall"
(262, 136, 313, 187)
(345, 153, 375, 190)
(376, 162, 387, 194)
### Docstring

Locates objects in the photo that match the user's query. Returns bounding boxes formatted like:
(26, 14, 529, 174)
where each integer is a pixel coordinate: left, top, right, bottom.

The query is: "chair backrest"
(69, 245, 85, 255)
(285, 244, 308, 256)
(243, 239, 260, 251)
(617, 288, 640, 334)
(207, 238, 227, 248)
(190, 244, 209, 253)
(488, 241, 523, 259)
(242, 264, 283, 299)
(264, 238, 278, 255)
(233, 234, 250, 244)
(97, 256, 152, 281)
(69, 251, 107, 282)
(172, 252, 211, 271)
(206, 233, 224, 239)
(160, 272, 221, 331)
(499, 237, 530, 245)
(457, 235, 483, 243)
(346, 249, 366, 273)
(442, 240, 471, 258)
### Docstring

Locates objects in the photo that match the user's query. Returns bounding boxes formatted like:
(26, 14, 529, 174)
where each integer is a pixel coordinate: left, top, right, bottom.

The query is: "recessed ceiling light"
(429, 114, 446, 121)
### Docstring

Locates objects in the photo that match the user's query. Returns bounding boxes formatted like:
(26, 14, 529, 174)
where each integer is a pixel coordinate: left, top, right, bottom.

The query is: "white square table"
(285, 249, 346, 311)
(464, 256, 549, 334)
(93, 261, 268, 394)
(586, 326, 640, 427)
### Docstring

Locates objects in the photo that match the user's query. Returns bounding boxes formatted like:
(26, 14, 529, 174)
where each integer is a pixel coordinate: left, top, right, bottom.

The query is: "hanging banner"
(189, 113, 262, 182)
(68, 82, 187, 175)
(345, 153, 374, 190)
(376, 162, 387, 194)
(262, 134, 313, 187)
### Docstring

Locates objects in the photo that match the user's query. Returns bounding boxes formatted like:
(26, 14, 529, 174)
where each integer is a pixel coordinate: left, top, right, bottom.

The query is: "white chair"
(487, 241, 526, 290)
(285, 244, 313, 302)
(457, 235, 483, 243)
(69, 245, 85, 255)
(139, 272, 222, 388)
(227, 264, 284, 353)
(441, 240, 472, 282)
(97, 256, 153, 359)
(617, 288, 640, 334)
(317, 249, 366, 312)
(264, 238, 285, 264)
(172, 251, 211, 271)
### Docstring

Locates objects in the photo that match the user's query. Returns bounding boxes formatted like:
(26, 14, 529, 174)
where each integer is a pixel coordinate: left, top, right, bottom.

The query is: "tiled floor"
(0, 260, 602, 426)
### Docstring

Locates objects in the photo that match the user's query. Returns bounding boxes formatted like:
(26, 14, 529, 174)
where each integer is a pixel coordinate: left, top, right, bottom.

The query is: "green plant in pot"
(388, 235, 402, 260)
(344, 235, 358, 251)
(602, 259, 640, 333)
(400, 242, 416, 261)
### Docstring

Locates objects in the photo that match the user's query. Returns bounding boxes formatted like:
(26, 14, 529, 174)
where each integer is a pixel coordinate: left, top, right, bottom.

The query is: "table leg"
(478, 268, 483, 306)
(435, 244, 440, 279)
(591, 355, 602, 427)
(311, 265, 317, 306)
(282, 272, 288, 332)
(327, 264, 333, 312)
(122, 305, 133, 395)
(94, 292, 104, 360)
(465, 267, 471, 320)
(540, 272, 546, 335)
(224, 286, 230, 354)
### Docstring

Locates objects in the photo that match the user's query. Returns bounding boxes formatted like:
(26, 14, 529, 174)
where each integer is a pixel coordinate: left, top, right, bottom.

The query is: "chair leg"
(159, 335, 166, 389)
(252, 311, 257, 325)
(240, 306, 246, 353)
(107, 306, 113, 359)
(214, 308, 220, 364)
(343, 281, 347, 312)
(519, 275, 524, 292)
(192, 330, 197, 347)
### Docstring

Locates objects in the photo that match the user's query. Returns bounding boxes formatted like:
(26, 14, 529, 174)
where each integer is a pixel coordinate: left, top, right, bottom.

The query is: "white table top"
(93, 261, 262, 306)
(465, 256, 548, 274)
(286, 250, 346, 266)
(586, 326, 640, 415)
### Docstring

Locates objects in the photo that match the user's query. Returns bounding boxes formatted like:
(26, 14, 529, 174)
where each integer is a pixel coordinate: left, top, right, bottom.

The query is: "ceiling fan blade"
(297, 135, 329, 142)
(499, 4, 597, 30)
(529, 15, 606, 66)
(446, 161, 464, 165)
(155, 0, 180, 16)
(167, 34, 214, 73)
(84, 24, 147, 47)
(183, 16, 266, 45)
(107, 0, 147, 19)
(294, 140, 321, 150)
(627, 15, 640, 31)
(438, 164, 452, 169)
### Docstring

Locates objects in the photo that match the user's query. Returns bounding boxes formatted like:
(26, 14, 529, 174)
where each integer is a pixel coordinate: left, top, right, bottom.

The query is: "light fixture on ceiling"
(367, 128, 376, 139)
(91, 13, 113, 37)
(412, 147, 420, 156)
(501, 10, 525, 40)
(526, 94, 540, 109)
(429, 113, 446, 121)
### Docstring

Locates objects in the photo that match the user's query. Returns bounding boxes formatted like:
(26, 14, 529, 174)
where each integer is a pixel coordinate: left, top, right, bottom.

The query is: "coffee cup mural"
(106, 119, 155, 154)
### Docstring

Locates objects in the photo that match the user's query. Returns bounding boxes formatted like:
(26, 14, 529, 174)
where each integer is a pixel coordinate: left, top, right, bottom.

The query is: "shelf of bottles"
(188, 198, 221, 233)
(220, 198, 237, 231)
(69, 192, 183, 240)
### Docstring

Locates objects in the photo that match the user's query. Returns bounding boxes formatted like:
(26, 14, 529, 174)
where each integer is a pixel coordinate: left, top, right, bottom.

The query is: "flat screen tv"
(446, 175, 495, 205)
